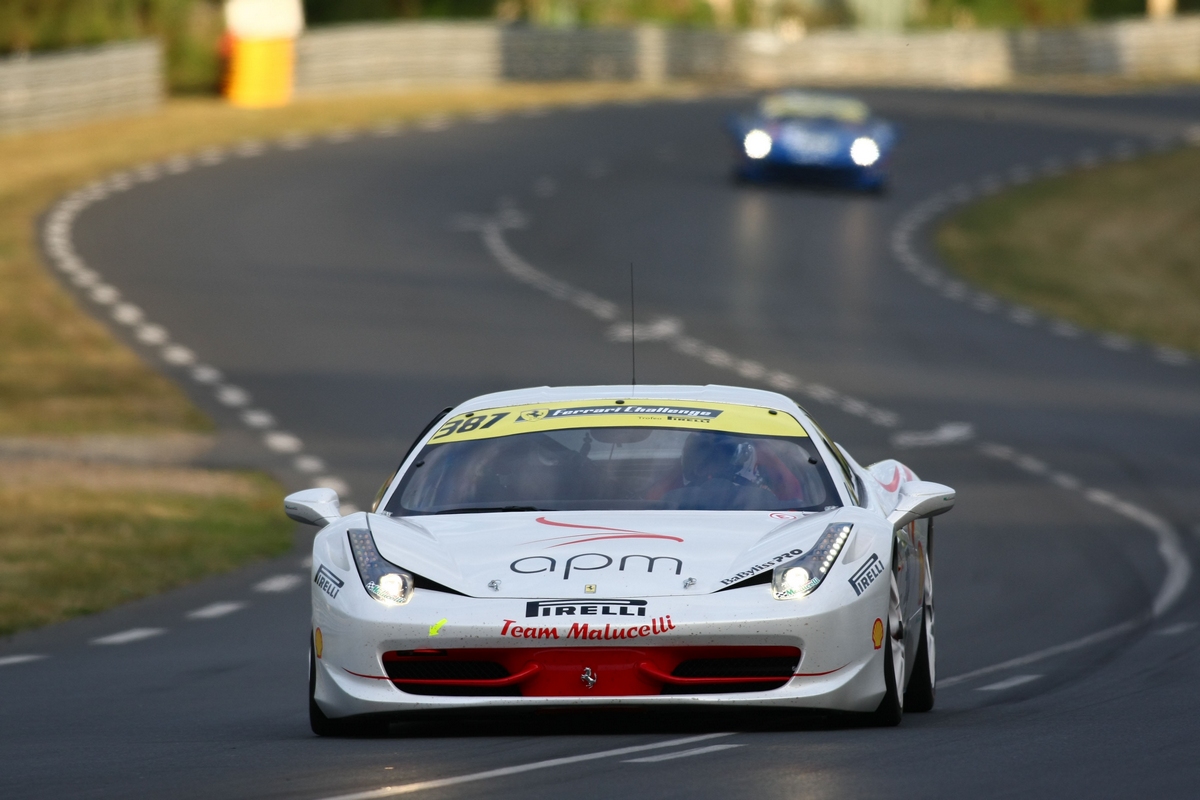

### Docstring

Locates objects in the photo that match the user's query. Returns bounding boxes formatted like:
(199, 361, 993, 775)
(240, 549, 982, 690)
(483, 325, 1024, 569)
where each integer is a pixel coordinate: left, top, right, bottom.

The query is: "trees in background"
(0, 0, 225, 92)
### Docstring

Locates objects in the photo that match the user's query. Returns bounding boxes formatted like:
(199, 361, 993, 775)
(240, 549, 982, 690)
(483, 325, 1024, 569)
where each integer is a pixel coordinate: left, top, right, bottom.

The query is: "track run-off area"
(4, 88, 1200, 798)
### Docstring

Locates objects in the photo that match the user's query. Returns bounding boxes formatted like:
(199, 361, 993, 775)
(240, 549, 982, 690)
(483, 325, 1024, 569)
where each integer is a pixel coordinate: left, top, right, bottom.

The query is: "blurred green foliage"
(301, 0, 497, 23)
(917, 0, 1200, 27)
(0, 0, 224, 93)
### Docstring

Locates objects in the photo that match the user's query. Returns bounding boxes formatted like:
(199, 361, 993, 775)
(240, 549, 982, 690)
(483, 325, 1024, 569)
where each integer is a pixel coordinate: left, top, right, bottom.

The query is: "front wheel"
(904, 547, 936, 712)
(869, 568, 905, 727)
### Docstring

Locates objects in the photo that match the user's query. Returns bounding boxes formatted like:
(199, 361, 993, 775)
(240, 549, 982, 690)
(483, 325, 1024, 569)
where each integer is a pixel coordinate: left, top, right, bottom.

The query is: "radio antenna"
(629, 262, 636, 393)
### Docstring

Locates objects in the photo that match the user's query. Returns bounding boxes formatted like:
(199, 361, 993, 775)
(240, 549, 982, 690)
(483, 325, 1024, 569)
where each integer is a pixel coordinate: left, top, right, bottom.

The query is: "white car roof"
(450, 384, 808, 418)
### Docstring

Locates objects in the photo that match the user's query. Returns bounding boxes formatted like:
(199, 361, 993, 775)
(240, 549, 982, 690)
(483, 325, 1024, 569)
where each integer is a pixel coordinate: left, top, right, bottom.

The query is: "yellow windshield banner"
(426, 399, 809, 444)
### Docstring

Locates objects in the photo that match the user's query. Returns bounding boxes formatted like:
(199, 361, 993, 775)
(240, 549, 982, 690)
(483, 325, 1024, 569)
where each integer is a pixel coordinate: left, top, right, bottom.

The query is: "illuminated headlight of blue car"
(744, 129, 773, 159)
(849, 137, 881, 167)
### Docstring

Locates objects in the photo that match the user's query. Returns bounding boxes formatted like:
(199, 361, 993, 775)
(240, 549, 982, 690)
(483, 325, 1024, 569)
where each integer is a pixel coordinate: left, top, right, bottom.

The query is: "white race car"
(287, 385, 955, 734)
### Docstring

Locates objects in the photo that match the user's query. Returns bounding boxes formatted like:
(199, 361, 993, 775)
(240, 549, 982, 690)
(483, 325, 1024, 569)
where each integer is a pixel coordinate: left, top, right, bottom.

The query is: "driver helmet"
(682, 434, 757, 484)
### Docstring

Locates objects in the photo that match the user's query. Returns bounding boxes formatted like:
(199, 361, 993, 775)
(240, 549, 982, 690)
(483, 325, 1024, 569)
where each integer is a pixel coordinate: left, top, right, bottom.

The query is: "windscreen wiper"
(432, 505, 547, 515)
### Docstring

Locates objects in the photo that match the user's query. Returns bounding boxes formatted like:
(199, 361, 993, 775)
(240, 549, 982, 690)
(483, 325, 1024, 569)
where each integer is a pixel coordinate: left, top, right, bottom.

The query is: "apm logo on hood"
(511, 553, 683, 579)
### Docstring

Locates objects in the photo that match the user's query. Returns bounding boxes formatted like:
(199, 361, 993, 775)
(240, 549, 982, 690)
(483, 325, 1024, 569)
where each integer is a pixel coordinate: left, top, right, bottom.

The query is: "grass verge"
(0, 81, 701, 635)
(937, 144, 1200, 355)
(0, 465, 292, 635)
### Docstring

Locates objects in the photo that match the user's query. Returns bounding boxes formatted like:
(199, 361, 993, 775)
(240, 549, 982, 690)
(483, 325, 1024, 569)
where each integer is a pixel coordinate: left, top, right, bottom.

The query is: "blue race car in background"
(729, 91, 896, 190)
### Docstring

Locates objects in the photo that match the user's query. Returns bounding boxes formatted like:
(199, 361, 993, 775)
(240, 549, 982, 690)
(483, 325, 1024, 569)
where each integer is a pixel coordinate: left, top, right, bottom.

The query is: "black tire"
(309, 640, 389, 737)
(904, 549, 936, 713)
(870, 568, 905, 727)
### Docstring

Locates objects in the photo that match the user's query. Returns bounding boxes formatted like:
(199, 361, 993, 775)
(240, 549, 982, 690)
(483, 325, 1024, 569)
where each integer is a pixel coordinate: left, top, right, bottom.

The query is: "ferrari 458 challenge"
(287, 384, 954, 734)
(729, 91, 896, 190)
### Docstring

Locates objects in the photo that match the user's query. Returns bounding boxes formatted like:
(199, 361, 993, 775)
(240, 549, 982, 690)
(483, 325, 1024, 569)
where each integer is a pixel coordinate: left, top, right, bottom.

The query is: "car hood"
(366, 510, 845, 598)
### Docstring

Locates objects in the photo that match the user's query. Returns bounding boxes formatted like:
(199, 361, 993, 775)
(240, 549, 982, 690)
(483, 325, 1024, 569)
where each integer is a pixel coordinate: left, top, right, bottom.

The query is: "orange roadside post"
(224, 0, 305, 108)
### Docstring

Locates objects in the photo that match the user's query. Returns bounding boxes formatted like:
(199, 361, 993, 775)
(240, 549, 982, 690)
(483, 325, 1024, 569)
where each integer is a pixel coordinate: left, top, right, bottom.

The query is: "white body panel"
(307, 385, 947, 719)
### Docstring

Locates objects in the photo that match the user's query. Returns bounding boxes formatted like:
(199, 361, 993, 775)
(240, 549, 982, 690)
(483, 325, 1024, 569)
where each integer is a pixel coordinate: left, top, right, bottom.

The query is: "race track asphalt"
(4, 87, 1200, 799)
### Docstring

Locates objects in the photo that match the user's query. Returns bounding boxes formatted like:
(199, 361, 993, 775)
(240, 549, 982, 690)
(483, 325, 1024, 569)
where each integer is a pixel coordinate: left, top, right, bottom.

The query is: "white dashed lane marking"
(187, 602, 246, 620)
(313, 733, 735, 800)
(264, 431, 303, 453)
(91, 628, 166, 646)
(977, 674, 1042, 692)
(891, 422, 974, 448)
(254, 575, 304, 593)
(941, 618, 1140, 688)
(43, 141, 357, 504)
(1155, 622, 1196, 636)
(316, 476, 351, 496)
(623, 744, 743, 763)
(294, 455, 325, 473)
(464, 208, 900, 429)
(891, 139, 1197, 369)
(0, 654, 47, 667)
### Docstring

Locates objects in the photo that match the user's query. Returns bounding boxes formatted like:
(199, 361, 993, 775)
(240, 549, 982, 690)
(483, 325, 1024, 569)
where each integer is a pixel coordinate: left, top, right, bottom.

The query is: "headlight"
(348, 528, 414, 606)
(772, 523, 853, 599)
(744, 129, 773, 159)
(849, 137, 881, 167)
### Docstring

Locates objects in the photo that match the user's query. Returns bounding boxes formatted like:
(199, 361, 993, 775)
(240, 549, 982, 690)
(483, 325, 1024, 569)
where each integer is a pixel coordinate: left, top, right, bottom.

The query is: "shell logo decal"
(872, 618, 884, 650)
(315, 627, 323, 659)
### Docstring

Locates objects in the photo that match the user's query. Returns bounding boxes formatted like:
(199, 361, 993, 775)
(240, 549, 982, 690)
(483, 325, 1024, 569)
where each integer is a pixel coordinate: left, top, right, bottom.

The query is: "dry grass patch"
(0, 466, 291, 635)
(938, 145, 1200, 354)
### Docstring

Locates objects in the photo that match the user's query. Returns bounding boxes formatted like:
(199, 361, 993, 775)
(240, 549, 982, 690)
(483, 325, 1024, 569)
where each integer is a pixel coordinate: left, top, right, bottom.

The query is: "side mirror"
(284, 487, 341, 527)
(886, 480, 955, 531)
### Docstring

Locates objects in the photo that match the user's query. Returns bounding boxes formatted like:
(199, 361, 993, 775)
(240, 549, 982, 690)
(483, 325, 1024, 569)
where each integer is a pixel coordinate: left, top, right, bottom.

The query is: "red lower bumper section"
(364, 646, 806, 697)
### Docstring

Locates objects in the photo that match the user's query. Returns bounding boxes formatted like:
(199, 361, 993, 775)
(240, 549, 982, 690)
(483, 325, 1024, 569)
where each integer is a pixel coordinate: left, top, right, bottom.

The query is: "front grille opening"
(380, 646, 802, 697)
(385, 660, 509, 681)
(382, 652, 518, 697)
(673, 656, 799, 679)
(662, 653, 800, 695)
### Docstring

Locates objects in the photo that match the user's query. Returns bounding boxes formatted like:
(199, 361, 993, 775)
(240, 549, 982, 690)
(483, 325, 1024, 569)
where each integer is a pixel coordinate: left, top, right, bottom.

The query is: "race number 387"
(433, 412, 509, 439)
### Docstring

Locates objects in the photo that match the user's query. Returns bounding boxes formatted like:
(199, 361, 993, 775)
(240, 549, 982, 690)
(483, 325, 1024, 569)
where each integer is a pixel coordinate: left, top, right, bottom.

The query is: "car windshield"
(760, 92, 869, 123)
(387, 427, 842, 515)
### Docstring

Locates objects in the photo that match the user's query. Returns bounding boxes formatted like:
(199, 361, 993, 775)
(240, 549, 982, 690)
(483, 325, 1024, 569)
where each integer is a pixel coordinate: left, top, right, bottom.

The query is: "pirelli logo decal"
(314, 565, 344, 599)
(525, 599, 648, 618)
(849, 554, 885, 596)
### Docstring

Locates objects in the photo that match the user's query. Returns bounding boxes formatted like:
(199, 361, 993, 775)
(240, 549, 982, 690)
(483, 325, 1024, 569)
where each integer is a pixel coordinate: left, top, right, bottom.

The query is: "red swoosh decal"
(878, 467, 901, 493)
(792, 663, 849, 677)
(544, 533, 684, 547)
(529, 517, 683, 546)
(535, 517, 650, 533)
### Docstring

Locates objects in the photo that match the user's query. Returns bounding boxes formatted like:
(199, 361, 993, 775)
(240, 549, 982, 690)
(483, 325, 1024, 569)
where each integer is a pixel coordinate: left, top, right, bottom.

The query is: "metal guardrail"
(294, 22, 501, 92)
(1009, 17, 1200, 78)
(0, 41, 161, 136)
(294, 16, 1200, 95)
